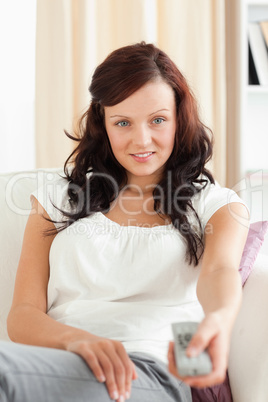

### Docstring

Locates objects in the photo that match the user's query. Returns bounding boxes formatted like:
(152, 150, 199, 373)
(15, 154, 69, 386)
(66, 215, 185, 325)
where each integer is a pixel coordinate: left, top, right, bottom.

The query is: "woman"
(1, 42, 248, 402)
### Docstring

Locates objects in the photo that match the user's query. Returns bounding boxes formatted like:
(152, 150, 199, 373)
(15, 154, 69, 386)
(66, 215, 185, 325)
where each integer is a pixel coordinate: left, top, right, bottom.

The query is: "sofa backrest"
(0, 169, 62, 341)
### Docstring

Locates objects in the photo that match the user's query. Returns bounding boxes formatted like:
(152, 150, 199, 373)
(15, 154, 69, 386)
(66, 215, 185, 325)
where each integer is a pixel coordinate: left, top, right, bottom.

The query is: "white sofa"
(0, 169, 268, 402)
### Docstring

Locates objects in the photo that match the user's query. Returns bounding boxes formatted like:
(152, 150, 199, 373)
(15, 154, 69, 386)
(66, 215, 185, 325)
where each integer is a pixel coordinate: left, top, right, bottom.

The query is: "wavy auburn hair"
(57, 42, 214, 265)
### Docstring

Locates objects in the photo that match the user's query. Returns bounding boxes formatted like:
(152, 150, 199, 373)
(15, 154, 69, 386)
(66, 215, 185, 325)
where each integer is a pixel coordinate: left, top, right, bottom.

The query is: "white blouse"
(32, 175, 245, 363)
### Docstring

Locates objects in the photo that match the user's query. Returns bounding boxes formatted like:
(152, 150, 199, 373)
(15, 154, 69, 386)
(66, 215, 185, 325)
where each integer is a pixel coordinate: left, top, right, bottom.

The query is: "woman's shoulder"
(30, 171, 70, 225)
(191, 176, 247, 228)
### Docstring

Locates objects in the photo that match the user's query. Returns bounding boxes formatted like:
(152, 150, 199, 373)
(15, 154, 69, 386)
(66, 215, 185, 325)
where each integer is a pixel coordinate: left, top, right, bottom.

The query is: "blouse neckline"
(95, 212, 175, 232)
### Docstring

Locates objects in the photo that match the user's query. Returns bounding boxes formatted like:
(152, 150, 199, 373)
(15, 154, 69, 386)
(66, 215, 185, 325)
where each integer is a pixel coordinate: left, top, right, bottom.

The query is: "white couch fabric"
(0, 169, 62, 340)
(0, 169, 268, 402)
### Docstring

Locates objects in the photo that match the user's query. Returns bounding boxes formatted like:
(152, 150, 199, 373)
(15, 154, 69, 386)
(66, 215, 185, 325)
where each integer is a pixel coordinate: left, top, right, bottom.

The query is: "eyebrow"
(109, 109, 170, 119)
(149, 108, 170, 116)
(109, 114, 129, 119)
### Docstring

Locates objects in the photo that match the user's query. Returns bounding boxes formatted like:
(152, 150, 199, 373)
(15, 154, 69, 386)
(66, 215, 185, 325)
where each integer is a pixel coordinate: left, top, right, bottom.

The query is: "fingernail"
(125, 391, 130, 399)
(112, 390, 119, 400)
(98, 375, 106, 382)
(119, 395, 125, 402)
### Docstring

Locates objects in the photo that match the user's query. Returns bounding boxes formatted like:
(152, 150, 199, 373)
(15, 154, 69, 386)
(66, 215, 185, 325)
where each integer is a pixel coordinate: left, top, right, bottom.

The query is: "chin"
(127, 167, 164, 181)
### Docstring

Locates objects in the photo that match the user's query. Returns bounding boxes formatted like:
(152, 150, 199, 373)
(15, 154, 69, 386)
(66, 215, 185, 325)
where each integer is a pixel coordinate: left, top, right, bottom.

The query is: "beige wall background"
(35, 0, 237, 186)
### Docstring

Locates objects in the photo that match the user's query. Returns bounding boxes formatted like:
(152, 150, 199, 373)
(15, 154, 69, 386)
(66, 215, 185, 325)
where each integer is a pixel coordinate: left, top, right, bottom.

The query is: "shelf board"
(247, 0, 268, 6)
(247, 85, 268, 94)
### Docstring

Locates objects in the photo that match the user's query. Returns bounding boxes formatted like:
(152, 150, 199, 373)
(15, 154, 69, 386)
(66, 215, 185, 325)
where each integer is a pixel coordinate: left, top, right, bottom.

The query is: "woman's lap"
(0, 341, 191, 402)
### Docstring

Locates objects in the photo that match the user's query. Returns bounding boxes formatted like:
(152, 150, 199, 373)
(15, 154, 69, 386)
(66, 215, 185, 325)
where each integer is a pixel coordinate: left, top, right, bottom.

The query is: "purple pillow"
(239, 221, 268, 286)
(191, 221, 268, 402)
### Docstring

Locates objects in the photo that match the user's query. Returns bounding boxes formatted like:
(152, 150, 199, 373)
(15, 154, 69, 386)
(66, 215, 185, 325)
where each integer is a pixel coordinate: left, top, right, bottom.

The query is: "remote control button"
(185, 333, 192, 342)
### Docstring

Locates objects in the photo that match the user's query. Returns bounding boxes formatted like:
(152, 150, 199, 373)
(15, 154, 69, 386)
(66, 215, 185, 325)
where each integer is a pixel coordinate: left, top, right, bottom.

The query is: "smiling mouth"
(132, 152, 154, 158)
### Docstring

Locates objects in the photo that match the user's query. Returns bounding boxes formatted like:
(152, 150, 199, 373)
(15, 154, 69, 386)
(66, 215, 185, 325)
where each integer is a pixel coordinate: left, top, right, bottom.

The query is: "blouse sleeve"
(191, 180, 249, 230)
(30, 172, 70, 229)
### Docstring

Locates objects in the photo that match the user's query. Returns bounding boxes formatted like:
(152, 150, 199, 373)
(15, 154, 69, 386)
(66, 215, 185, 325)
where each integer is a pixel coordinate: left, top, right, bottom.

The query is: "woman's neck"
(125, 172, 162, 196)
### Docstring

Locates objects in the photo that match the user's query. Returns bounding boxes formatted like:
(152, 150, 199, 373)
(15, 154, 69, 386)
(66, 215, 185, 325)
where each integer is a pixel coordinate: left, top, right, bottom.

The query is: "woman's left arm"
(168, 202, 249, 388)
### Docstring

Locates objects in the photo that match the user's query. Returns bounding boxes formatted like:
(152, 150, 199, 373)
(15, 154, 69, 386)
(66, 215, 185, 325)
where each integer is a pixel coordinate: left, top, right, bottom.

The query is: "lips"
(130, 151, 155, 163)
(132, 152, 154, 158)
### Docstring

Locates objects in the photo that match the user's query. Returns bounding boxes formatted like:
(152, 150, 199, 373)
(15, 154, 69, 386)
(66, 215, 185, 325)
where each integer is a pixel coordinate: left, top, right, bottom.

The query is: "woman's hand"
(167, 312, 231, 388)
(67, 335, 138, 401)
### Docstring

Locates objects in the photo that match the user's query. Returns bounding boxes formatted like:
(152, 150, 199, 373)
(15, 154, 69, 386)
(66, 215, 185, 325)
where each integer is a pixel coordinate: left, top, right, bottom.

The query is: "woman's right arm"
(7, 198, 136, 402)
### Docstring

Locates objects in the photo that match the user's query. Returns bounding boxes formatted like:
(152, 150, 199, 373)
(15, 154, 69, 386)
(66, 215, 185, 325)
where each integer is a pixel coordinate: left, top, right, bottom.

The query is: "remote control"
(172, 321, 212, 377)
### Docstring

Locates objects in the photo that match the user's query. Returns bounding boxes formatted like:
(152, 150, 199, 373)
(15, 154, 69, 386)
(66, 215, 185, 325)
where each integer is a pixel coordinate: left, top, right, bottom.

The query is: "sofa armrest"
(228, 253, 268, 402)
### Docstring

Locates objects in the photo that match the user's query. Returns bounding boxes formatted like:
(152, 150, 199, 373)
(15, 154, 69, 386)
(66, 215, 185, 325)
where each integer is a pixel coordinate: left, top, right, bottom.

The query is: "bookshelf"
(238, 0, 268, 221)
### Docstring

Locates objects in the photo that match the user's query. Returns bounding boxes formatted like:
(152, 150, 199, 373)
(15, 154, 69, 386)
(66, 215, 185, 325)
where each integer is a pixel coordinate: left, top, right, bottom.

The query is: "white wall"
(0, 0, 36, 173)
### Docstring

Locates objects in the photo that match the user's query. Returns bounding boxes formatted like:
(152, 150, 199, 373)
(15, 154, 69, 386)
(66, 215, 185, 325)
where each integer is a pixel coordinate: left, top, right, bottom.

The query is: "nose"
(132, 125, 152, 148)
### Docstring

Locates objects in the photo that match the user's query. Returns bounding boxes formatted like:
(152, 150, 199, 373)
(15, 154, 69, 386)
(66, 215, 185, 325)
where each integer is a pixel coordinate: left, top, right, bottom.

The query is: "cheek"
(107, 133, 126, 156)
(161, 127, 176, 151)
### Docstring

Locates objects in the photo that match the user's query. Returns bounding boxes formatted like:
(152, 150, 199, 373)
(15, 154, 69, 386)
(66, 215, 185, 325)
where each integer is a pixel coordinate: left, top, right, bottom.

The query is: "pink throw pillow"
(239, 221, 268, 286)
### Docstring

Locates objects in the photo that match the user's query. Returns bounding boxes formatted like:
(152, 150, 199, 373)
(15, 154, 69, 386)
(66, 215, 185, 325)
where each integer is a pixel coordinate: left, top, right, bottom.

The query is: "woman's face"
(104, 79, 177, 185)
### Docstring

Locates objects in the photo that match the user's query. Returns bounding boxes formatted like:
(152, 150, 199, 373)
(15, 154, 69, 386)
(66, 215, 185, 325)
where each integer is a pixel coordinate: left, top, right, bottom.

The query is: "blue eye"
(153, 118, 164, 124)
(116, 121, 129, 127)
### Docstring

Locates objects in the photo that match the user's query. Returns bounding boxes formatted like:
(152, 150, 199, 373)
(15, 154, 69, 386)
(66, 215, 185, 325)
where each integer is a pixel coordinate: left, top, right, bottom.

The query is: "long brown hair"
(55, 42, 214, 265)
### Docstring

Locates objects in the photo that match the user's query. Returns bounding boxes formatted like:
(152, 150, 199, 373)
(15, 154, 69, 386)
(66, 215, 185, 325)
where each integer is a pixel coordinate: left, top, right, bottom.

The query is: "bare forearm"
(7, 303, 138, 399)
(7, 303, 96, 349)
(197, 267, 242, 331)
